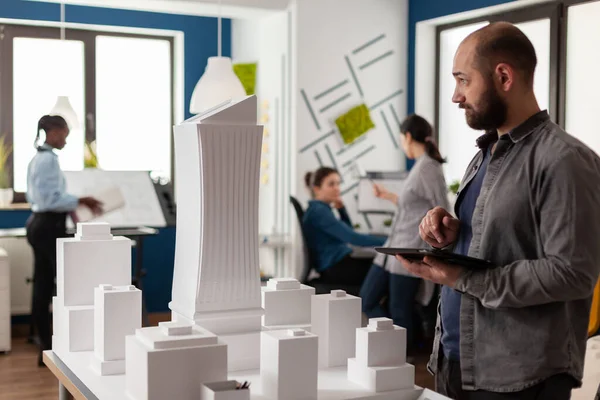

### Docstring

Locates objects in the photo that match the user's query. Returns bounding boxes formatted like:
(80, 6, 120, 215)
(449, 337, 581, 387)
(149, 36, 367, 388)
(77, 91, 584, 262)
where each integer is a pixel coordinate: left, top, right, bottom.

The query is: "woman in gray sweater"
(360, 114, 449, 355)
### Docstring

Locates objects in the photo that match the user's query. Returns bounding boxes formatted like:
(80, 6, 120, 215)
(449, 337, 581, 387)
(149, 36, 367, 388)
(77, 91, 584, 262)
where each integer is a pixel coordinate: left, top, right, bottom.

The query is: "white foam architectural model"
(53, 223, 131, 353)
(261, 278, 314, 331)
(201, 381, 250, 400)
(260, 328, 318, 400)
(169, 96, 264, 371)
(92, 284, 141, 375)
(348, 318, 415, 393)
(126, 321, 228, 400)
(311, 289, 361, 368)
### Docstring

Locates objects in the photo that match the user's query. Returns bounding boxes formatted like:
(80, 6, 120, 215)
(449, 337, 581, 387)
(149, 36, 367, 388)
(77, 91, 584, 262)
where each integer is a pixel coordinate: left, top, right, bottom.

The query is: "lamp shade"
(50, 95, 80, 130)
(189, 57, 246, 114)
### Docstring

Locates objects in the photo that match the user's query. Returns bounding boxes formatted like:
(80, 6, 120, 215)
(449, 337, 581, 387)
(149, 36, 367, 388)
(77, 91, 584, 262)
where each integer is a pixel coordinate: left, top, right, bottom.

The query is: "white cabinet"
(0, 248, 11, 352)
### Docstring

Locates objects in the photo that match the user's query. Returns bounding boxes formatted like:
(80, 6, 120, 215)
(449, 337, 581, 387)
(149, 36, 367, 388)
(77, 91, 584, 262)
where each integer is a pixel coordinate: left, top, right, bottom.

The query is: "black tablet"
(374, 247, 495, 269)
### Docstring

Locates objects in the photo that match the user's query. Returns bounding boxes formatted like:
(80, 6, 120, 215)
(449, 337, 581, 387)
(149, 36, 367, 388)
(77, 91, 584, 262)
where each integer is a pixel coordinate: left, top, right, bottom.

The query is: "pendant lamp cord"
(217, 0, 222, 57)
(60, 2, 65, 41)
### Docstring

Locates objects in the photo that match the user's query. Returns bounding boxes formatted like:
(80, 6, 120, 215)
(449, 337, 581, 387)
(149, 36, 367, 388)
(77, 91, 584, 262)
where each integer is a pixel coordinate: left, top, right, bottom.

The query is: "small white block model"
(261, 278, 314, 329)
(52, 297, 94, 352)
(53, 222, 132, 355)
(348, 317, 415, 393)
(57, 223, 131, 307)
(126, 321, 227, 400)
(92, 284, 141, 375)
(311, 289, 361, 367)
(200, 381, 250, 400)
(260, 329, 318, 400)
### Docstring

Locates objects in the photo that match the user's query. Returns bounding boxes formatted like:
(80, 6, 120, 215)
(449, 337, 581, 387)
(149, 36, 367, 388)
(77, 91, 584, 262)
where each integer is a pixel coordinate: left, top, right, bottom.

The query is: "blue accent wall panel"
(405, 0, 514, 169)
(0, 0, 231, 313)
(0, 0, 231, 121)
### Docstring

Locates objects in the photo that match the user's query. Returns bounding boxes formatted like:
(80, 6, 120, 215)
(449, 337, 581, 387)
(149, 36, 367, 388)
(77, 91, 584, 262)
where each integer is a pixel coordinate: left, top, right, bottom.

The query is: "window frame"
(433, 3, 562, 142)
(0, 23, 175, 200)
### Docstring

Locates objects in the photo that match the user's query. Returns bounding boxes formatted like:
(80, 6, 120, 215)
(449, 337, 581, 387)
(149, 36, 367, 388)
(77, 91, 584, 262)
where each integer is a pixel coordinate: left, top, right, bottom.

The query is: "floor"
(0, 316, 435, 399)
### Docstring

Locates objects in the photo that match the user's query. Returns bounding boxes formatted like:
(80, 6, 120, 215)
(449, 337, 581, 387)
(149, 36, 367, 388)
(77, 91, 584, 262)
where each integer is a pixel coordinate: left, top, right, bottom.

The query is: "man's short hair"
(471, 22, 537, 85)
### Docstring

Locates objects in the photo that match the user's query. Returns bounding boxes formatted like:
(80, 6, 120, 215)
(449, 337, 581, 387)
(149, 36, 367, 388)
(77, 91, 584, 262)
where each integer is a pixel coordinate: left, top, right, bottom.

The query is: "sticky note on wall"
(335, 104, 375, 144)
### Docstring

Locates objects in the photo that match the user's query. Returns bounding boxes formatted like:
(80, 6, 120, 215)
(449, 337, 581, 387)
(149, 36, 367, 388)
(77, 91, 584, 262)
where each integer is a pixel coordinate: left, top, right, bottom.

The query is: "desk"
(43, 351, 95, 400)
(42, 349, 430, 400)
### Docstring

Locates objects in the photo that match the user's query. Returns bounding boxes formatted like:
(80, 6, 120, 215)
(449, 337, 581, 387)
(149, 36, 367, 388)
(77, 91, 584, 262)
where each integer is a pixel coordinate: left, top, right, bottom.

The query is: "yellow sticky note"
(262, 143, 269, 153)
(261, 174, 269, 185)
(263, 127, 270, 137)
(261, 159, 269, 169)
(260, 114, 269, 124)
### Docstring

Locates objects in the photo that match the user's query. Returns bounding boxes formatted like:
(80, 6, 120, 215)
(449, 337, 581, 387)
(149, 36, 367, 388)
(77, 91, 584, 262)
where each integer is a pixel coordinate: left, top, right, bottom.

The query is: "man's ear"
(495, 63, 514, 92)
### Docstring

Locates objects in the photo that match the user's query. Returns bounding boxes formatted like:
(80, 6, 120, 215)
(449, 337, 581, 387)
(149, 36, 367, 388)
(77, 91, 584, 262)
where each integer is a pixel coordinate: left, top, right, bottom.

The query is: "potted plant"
(84, 140, 99, 169)
(0, 135, 13, 206)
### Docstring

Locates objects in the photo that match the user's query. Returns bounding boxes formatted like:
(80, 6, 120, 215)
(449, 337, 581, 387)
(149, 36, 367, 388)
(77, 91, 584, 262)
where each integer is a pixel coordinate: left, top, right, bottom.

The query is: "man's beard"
(461, 86, 507, 131)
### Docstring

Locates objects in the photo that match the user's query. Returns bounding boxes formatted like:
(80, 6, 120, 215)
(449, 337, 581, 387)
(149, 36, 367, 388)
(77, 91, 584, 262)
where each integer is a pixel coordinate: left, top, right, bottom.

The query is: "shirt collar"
(475, 110, 550, 149)
(39, 143, 55, 151)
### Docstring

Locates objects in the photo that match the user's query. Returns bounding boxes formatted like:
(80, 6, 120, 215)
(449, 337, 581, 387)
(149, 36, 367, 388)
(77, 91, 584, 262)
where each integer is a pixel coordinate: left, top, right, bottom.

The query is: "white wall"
(294, 0, 408, 233)
(233, 0, 408, 279)
(232, 10, 294, 278)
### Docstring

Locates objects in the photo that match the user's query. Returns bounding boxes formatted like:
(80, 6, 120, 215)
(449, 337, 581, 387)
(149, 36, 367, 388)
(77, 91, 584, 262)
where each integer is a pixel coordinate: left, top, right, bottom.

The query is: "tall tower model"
(169, 96, 264, 371)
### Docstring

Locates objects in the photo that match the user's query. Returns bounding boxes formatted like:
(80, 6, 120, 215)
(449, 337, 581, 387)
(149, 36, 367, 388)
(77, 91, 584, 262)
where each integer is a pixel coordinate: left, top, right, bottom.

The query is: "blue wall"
(405, 0, 514, 169)
(0, 0, 231, 313)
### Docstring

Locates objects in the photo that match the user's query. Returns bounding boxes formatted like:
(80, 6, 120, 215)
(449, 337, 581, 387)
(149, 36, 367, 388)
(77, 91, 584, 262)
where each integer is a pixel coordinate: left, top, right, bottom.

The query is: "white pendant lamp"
(189, 0, 245, 115)
(50, 95, 79, 130)
(49, 2, 80, 129)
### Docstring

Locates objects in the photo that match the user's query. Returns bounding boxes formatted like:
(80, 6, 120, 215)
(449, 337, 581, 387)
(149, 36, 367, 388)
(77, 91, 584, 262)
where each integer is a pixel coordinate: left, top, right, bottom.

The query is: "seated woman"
(360, 114, 450, 354)
(302, 167, 386, 286)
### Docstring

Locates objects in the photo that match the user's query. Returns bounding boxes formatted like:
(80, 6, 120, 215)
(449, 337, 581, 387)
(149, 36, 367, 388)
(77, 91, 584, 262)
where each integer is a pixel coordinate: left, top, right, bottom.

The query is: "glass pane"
(95, 36, 172, 180)
(438, 22, 488, 185)
(13, 38, 85, 193)
(565, 1, 600, 155)
(514, 19, 551, 112)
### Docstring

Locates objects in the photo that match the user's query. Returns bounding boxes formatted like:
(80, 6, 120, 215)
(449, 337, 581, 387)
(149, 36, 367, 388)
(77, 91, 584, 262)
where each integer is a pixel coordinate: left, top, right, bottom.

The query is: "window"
(12, 38, 86, 193)
(563, 1, 600, 155)
(0, 24, 174, 195)
(434, 3, 561, 184)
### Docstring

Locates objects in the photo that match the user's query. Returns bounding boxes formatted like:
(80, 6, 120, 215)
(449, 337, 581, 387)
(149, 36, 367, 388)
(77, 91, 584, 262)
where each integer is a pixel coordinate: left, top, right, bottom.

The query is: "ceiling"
(23, 0, 291, 19)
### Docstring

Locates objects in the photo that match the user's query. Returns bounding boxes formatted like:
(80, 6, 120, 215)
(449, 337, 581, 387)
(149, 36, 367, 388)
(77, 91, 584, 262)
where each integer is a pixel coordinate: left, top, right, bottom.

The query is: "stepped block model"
(170, 96, 265, 371)
(126, 321, 227, 400)
(261, 278, 314, 328)
(311, 289, 361, 367)
(53, 222, 132, 355)
(260, 329, 318, 400)
(348, 318, 415, 392)
(92, 284, 142, 375)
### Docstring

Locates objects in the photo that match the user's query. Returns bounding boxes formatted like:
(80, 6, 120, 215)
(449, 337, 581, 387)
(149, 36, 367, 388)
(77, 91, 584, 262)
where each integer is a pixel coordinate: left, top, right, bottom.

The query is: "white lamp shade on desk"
(50, 95, 80, 130)
(189, 56, 246, 115)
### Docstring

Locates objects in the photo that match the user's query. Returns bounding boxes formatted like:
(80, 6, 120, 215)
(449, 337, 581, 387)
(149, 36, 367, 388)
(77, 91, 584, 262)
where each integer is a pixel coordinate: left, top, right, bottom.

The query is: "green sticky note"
(233, 63, 257, 95)
(335, 104, 375, 144)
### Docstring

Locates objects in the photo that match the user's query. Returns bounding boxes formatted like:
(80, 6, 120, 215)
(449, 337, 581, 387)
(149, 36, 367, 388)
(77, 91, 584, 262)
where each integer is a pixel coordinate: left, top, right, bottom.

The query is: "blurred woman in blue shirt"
(26, 115, 102, 365)
(302, 167, 386, 286)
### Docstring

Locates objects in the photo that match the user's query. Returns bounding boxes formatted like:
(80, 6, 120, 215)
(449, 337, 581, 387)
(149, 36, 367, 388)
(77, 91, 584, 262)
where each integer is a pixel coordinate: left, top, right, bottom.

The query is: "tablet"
(374, 247, 495, 269)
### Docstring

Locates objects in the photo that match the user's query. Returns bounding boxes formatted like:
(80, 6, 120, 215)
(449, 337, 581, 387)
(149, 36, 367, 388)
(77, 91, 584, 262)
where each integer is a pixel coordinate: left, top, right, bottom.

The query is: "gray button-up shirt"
(429, 111, 600, 392)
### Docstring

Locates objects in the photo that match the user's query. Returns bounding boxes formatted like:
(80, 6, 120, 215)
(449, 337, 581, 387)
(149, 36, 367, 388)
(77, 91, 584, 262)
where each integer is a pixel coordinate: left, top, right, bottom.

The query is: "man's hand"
(396, 255, 466, 288)
(79, 196, 104, 215)
(420, 207, 460, 248)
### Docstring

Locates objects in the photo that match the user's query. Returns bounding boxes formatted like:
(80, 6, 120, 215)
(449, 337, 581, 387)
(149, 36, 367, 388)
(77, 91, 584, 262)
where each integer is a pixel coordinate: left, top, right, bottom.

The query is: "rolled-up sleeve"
(455, 148, 600, 308)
